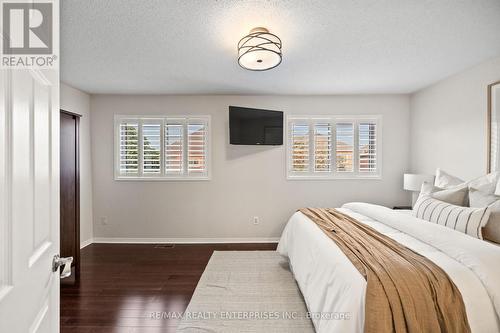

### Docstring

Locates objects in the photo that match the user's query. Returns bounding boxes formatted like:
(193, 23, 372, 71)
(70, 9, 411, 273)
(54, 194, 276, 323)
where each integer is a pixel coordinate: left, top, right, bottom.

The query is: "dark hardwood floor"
(61, 243, 277, 333)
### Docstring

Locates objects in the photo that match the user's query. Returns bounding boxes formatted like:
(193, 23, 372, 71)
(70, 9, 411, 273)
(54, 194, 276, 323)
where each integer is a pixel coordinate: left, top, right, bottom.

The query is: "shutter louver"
(165, 123, 183, 174)
(142, 123, 161, 174)
(314, 123, 331, 172)
(187, 122, 207, 174)
(359, 122, 377, 172)
(291, 123, 309, 172)
(336, 123, 354, 172)
(119, 122, 139, 174)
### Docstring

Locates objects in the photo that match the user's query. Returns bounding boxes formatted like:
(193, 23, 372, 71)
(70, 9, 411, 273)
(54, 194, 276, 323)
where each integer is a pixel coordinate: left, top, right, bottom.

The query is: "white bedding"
(277, 202, 500, 333)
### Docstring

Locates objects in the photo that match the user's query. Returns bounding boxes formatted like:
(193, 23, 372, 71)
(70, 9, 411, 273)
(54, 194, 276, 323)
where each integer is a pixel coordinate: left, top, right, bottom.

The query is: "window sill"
(114, 176, 210, 182)
(287, 174, 381, 181)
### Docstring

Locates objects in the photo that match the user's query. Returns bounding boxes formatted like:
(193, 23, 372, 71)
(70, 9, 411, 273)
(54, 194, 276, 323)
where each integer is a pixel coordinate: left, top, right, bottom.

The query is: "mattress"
(277, 202, 500, 333)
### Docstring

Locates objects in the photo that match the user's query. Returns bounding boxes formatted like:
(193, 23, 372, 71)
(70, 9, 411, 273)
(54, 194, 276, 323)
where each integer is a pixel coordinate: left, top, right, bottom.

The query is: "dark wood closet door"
(60, 111, 80, 279)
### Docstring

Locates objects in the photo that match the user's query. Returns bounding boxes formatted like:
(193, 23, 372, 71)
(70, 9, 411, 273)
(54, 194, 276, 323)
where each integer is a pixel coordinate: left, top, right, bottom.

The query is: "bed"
(277, 202, 500, 333)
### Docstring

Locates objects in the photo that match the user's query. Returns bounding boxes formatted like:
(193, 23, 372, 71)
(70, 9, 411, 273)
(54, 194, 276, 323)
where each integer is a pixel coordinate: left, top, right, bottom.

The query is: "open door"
(0, 68, 62, 332)
(0, 1, 62, 331)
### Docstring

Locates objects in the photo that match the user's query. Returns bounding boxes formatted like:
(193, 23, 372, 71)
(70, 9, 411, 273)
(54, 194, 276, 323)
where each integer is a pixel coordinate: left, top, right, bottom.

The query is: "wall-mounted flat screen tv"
(229, 106, 283, 145)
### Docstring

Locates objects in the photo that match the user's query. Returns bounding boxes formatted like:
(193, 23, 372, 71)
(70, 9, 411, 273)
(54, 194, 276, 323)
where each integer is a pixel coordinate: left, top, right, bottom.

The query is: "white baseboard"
(80, 238, 94, 249)
(91, 237, 280, 244)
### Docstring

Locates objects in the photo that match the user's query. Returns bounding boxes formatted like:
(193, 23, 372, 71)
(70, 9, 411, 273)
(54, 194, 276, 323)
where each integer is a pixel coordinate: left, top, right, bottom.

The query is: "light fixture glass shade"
(238, 27, 282, 71)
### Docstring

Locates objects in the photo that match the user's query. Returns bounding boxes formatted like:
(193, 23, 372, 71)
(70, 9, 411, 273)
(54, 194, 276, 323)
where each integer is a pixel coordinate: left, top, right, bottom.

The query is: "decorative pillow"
(413, 195, 491, 239)
(434, 168, 464, 188)
(432, 187, 468, 206)
(432, 170, 499, 206)
(469, 172, 499, 192)
(469, 188, 500, 244)
(420, 181, 440, 195)
(473, 181, 497, 195)
(469, 187, 498, 207)
(419, 181, 468, 206)
(434, 169, 499, 191)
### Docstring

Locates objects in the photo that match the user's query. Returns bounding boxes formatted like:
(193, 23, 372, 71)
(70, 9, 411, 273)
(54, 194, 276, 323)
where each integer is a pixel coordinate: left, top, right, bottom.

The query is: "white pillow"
(432, 170, 499, 205)
(434, 168, 464, 188)
(413, 195, 491, 239)
(469, 188, 500, 244)
(419, 181, 468, 206)
(420, 181, 441, 194)
(469, 171, 499, 192)
(469, 187, 498, 207)
(473, 181, 497, 195)
(434, 169, 500, 191)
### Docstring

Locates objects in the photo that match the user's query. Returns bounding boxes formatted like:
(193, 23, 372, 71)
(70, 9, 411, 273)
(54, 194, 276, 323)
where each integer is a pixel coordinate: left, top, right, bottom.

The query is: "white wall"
(60, 83, 94, 246)
(410, 56, 500, 180)
(90, 95, 410, 241)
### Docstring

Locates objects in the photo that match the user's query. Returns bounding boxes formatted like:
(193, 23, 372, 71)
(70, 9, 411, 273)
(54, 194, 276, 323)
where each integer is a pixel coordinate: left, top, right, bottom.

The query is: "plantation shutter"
(187, 119, 208, 175)
(290, 122, 310, 172)
(164, 121, 184, 174)
(287, 116, 381, 179)
(142, 121, 161, 175)
(119, 121, 139, 175)
(314, 123, 332, 172)
(336, 122, 354, 172)
(359, 122, 377, 172)
(116, 116, 210, 179)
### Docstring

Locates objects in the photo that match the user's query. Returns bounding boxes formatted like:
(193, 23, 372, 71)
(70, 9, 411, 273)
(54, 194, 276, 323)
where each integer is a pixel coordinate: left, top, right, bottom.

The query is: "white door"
(0, 66, 62, 332)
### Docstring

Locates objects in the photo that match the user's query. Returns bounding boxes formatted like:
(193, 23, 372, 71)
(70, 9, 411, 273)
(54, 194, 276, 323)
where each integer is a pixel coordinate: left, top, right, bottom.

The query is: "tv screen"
(229, 106, 283, 145)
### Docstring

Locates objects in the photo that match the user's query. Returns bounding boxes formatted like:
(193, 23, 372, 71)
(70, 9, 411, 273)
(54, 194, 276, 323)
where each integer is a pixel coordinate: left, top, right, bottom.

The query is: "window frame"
(286, 115, 382, 180)
(114, 115, 211, 181)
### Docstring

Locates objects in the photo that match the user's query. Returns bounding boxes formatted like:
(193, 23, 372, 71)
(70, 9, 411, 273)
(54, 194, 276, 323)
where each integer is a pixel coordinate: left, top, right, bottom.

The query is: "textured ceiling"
(61, 0, 500, 95)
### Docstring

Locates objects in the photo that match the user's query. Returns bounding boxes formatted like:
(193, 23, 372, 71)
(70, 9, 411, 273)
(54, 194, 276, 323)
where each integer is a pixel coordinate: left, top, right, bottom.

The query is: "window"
(287, 115, 381, 179)
(115, 116, 210, 180)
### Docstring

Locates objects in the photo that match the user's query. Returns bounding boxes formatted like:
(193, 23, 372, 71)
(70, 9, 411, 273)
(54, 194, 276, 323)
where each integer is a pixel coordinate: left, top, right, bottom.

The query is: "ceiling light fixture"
(237, 27, 282, 71)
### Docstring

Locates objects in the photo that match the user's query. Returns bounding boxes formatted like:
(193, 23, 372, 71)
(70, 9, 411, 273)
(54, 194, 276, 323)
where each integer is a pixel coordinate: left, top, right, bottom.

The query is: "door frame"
(60, 109, 81, 278)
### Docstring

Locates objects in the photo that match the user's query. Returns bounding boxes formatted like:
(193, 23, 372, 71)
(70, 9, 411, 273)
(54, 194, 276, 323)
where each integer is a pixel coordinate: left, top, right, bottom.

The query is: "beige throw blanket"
(299, 208, 470, 333)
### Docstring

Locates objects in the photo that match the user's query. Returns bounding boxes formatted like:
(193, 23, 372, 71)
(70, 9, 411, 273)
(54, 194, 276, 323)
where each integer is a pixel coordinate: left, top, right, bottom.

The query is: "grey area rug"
(176, 251, 315, 333)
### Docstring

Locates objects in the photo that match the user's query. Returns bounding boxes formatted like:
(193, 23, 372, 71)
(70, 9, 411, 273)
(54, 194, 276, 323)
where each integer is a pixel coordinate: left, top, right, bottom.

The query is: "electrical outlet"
(100, 216, 108, 225)
(253, 216, 260, 225)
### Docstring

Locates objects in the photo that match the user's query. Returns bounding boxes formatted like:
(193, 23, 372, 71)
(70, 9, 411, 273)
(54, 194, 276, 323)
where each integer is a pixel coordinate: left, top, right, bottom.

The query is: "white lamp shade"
(403, 174, 435, 191)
